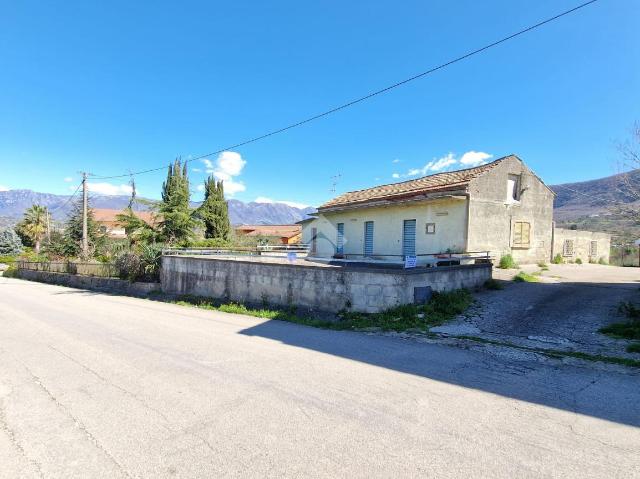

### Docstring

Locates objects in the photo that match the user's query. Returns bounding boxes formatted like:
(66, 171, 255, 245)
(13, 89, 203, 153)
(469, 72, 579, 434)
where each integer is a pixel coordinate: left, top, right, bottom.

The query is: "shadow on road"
(239, 285, 640, 428)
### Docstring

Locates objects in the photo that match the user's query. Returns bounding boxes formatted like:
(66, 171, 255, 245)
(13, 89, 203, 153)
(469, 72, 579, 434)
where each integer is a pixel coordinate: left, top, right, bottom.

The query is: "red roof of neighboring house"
(93, 208, 157, 226)
(235, 224, 301, 238)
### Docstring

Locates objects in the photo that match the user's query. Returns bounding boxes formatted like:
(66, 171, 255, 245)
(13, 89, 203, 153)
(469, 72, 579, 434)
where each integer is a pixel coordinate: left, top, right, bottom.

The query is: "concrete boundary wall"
(161, 256, 491, 313)
(16, 269, 160, 296)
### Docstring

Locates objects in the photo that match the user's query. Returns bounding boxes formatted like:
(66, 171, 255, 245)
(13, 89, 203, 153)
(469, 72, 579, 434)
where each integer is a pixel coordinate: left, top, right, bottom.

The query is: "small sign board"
(287, 252, 297, 263)
(634, 239, 640, 247)
(404, 255, 417, 269)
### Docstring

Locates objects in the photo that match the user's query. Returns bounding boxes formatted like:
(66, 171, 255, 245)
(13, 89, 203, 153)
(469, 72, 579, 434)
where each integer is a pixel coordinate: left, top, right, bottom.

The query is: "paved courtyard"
(1, 276, 639, 478)
(435, 263, 640, 358)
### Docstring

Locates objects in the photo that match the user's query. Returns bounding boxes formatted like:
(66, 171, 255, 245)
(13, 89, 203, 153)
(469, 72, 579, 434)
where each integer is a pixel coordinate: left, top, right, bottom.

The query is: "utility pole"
(46, 210, 51, 242)
(82, 172, 88, 258)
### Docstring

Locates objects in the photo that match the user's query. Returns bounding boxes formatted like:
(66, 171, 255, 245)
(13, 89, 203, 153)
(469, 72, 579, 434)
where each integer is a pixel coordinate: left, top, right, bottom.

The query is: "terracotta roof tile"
(319, 156, 509, 210)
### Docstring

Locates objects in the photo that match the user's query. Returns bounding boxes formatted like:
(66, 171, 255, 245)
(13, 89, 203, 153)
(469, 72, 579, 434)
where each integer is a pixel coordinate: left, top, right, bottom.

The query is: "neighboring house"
(234, 224, 302, 245)
(93, 209, 157, 239)
(302, 155, 610, 264)
(552, 228, 610, 263)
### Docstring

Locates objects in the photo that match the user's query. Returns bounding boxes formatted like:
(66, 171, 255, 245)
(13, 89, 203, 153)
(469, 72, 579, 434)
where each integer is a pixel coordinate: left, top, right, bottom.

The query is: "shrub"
(115, 252, 142, 282)
(552, 254, 563, 264)
(598, 257, 608, 265)
(137, 244, 162, 282)
(0, 229, 23, 256)
(575, 257, 582, 264)
(188, 238, 232, 248)
(513, 271, 539, 283)
(498, 254, 517, 269)
(484, 278, 504, 290)
(537, 261, 547, 268)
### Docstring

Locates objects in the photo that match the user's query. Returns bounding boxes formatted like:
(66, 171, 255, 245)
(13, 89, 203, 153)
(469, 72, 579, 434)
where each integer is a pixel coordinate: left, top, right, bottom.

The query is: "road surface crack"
(47, 345, 173, 428)
(25, 366, 133, 479)
(0, 397, 45, 478)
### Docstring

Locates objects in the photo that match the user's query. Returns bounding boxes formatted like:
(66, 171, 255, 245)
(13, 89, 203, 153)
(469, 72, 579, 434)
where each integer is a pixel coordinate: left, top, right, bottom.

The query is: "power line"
(92, 0, 601, 180)
(48, 181, 83, 214)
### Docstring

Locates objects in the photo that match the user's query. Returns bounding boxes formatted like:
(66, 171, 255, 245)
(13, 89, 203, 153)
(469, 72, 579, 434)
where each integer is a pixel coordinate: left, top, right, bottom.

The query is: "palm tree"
(20, 205, 48, 254)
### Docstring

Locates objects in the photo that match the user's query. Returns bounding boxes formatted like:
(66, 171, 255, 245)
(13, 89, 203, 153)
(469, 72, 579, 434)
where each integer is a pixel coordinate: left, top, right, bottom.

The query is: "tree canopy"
(197, 176, 231, 241)
(159, 158, 198, 245)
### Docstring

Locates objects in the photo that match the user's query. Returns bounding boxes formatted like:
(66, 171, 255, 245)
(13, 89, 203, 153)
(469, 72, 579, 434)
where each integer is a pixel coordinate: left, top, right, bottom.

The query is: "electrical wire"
(91, 0, 601, 180)
(48, 181, 83, 214)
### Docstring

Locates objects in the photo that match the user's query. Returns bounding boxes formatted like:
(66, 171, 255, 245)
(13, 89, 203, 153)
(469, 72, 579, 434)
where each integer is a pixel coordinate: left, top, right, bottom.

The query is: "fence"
(17, 261, 119, 278)
(162, 244, 310, 259)
(610, 245, 640, 267)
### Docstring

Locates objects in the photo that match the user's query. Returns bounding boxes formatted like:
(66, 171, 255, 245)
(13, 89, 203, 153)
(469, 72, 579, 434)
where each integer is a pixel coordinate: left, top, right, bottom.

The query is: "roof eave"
(318, 188, 469, 214)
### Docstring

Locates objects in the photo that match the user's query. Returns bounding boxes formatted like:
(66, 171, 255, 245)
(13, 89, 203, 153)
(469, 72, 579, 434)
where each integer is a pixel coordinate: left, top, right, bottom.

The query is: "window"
(512, 222, 531, 248)
(363, 221, 374, 256)
(589, 240, 598, 257)
(506, 174, 521, 202)
(563, 239, 574, 257)
(336, 223, 344, 254)
(425, 223, 436, 234)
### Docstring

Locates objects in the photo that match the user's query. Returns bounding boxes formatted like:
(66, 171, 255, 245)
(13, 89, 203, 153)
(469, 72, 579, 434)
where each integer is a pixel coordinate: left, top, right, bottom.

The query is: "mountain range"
(1, 169, 638, 237)
(0, 190, 316, 226)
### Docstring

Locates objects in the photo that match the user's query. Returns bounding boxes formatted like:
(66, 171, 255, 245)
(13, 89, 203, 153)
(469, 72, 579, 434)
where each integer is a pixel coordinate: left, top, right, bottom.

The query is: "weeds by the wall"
(513, 271, 539, 283)
(498, 255, 518, 269)
(171, 289, 474, 333)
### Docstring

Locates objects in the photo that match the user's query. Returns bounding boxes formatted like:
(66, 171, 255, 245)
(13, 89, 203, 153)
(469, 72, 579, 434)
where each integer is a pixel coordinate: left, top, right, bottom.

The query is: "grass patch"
(599, 302, 640, 340)
(171, 289, 473, 333)
(551, 254, 564, 264)
(627, 342, 640, 354)
(456, 335, 640, 368)
(513, 271, 539, 283)
(498, 254, 518, 269)
(483, 278, 503, 290)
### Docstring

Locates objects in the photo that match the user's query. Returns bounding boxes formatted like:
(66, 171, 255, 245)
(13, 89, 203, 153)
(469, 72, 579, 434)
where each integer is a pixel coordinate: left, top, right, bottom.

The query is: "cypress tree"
(159, 157, 196, 245)
(197, 176, 231, 241)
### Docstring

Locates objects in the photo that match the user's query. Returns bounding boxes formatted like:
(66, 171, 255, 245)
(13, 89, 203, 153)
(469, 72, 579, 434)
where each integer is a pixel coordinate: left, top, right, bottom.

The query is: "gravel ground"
(433, 264, 640, 359)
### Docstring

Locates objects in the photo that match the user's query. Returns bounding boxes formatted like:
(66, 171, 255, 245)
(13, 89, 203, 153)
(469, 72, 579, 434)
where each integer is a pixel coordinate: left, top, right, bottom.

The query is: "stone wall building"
(553, 228, 611, 263)
(302, 155, 610, 265)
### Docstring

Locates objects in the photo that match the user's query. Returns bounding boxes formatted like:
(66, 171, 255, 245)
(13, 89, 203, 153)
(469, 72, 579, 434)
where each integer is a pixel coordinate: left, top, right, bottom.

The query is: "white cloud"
(64, 177, 73, 182)
(392, 159, 401, 164)
(255, 196, 309, 209)
(192, 168, 202, 173)
(459, 151, 492, 167)
(201, 151, 247, 196)
(87, 182, 133, 196)
(196, 184, 205, 192)
(201, 158, 213, 169)
(429, 153, 457, 172)
(0, 185, 8, 191)
(392, 150, 492, 180)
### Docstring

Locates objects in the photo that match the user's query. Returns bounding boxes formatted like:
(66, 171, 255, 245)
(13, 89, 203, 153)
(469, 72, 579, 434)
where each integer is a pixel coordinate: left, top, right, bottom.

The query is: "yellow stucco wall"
(303, 198, 468, 261)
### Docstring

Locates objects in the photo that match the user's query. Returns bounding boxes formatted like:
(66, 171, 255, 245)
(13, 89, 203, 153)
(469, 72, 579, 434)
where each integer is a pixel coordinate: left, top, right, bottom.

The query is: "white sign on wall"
(404, 256, 417, 269)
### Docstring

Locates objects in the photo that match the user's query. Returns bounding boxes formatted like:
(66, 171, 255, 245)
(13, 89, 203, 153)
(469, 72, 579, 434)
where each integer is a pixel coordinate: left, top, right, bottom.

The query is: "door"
(403, 219, 416, 258)
(364, 221, 374, 257)
(336, 223, 344, 254)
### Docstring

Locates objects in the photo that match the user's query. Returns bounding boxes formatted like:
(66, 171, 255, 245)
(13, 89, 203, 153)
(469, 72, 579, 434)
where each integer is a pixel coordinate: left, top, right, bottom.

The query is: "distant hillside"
(0, 189, 315, 226)
(550, 169, 640, 242)
(551, 169, 640, 221)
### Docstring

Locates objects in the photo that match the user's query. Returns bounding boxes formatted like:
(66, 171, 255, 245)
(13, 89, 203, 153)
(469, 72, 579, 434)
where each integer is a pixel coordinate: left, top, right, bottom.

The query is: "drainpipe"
(550, 220, 556, 262)
(463, 194, 470, 253)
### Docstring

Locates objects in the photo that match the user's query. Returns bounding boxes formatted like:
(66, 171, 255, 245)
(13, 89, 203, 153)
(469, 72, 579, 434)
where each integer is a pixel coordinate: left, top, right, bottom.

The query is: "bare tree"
(616, 123, 640, 225)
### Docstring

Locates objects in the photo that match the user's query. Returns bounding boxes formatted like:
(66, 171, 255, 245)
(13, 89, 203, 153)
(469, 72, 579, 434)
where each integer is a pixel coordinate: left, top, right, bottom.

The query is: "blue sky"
(1, 0, 638, 208)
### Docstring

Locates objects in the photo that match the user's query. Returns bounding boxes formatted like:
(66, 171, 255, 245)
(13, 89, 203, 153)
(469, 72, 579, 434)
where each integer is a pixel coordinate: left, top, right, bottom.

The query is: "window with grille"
(425, 223, 436, 234)
(589, 241, 597, 257)
(563, 239, 574, 257)
(512, 222, 531, 247)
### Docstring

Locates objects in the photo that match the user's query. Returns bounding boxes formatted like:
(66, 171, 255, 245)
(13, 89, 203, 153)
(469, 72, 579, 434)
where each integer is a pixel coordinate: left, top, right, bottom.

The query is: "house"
(234, 224, 302, 245)
(93, 209, 157, 239)
(301, 155, 610, 265)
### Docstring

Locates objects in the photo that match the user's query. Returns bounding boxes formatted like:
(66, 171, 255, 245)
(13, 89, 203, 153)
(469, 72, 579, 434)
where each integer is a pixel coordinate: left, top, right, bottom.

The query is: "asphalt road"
(1, 277, 639, 478)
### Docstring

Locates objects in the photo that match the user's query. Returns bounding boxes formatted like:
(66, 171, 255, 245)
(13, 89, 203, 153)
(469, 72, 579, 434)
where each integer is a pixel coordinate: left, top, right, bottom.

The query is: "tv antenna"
(330, 174, 342, 194)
